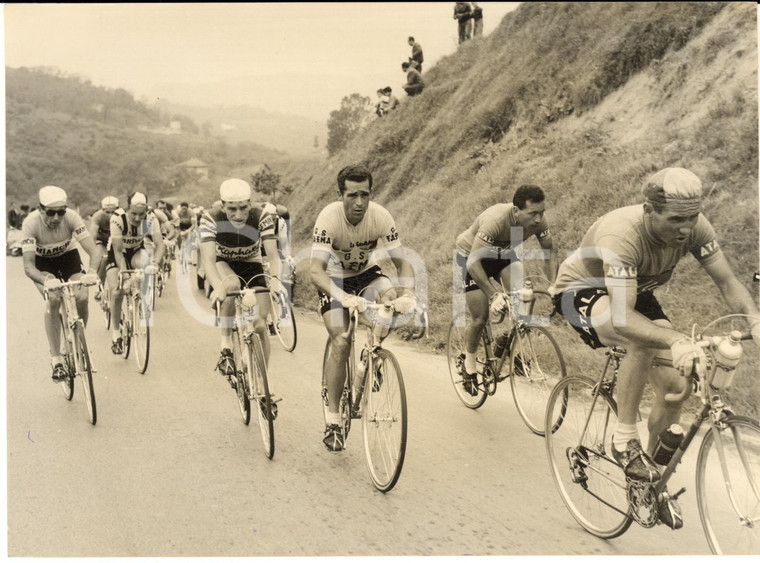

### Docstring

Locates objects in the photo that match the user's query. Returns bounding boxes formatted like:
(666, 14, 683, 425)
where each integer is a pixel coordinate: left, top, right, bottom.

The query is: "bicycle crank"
(627, 480, 658, 528)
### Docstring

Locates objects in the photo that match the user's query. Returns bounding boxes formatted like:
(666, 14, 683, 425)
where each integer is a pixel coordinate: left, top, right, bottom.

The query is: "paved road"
(5, 255, 715, 556)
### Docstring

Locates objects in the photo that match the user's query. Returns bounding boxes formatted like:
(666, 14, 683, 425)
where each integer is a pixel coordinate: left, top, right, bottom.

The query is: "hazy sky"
(4, 2, 519, 121)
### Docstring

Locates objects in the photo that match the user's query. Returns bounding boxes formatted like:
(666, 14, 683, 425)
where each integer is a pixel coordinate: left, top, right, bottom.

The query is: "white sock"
(112, 330, 120, 341)
(614, 423, 639, 450)
(220, 335, 233, 351)
(326, 412, 341, 425)
(51, 356, 63, 367)
(464, 352, 478, 375)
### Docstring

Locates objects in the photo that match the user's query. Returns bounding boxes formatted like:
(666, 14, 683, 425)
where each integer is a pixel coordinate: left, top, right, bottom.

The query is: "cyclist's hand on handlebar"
(391, 294, 416, 315)
(343, 295, 367, 313)
(489, 293, 508, 317)
(269, 277, 285, 296)
(43, 276, 62, 292)
(670, 338, 707, 374)
(80, 272, 99, 286)
(210, 287, 228, 305)
(144, 263, 158, 275)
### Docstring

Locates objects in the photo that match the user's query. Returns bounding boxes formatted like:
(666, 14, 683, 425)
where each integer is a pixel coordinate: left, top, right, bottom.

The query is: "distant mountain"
(151, 100, 326, 157)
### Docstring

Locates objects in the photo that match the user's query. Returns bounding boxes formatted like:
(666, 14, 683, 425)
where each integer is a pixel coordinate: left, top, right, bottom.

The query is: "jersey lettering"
(605, 265, 637, 278)
(699, 240, 719, 257)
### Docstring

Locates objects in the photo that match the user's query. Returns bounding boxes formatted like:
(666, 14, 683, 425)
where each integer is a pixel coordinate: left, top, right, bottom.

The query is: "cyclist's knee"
(329, 334, 351, 355)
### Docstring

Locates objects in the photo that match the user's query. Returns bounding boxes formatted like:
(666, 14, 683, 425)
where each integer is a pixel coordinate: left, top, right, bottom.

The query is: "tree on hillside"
(250, 164, 293, 203)
(326, 93, 372, 156)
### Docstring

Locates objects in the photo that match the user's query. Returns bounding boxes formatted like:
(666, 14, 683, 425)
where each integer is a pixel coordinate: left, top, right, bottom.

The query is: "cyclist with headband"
(21, 185, 101, 381)
(551, 167, 760, 528)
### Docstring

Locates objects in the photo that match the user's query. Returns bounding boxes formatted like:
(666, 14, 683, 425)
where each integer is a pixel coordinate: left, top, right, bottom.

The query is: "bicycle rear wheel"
(545, 375, 632, 538)
(133, 295, 150, 374)
(232, 327, 251, 425)
(447, 319, 487, 409)
(363, 349, 407, 492)
(73, 322, 97, 425)
(270, 291, 297, 352)
(696, 415, 760, 555)
(249, 335, 275, 459)
(510, 325, 567, 436)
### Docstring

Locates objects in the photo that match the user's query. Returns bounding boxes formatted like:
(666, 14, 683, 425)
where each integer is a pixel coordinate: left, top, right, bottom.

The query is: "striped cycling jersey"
(455, 203, 550, 257)
(21, 209, 90, 257)
(553, 205, 721, 294)
(198, 207, 276, 263)
(311, 201, 401, 278)
(109, 208, 162, 251)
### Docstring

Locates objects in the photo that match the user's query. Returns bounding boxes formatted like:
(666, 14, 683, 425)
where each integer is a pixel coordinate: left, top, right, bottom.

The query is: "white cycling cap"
(642, 167, 702, 213)
(220, 179, 252, 202)
(39, 185, 67, 207)
(129, 191, 148, 208)
(101, 196, 119, 208)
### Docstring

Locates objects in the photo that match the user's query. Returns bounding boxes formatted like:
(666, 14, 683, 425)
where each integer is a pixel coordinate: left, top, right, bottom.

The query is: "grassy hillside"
(282, 3, 759, 415)
(5, 67, 285, 214)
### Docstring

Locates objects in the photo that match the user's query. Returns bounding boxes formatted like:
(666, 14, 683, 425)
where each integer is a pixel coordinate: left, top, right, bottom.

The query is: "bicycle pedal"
(670, 487, 686, 500)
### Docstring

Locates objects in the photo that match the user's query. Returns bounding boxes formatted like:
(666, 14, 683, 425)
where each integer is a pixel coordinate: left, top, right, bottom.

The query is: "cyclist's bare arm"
(199, 240, 224, 292)
(388, 246, 416, 298)
(111, 236, 128, 271)
(79, 235, 102, 274)
(606, 280, 684, 349)
(538, 234, 558, 284)
(309, 250, 351, 305)
(261, 238, 282, 281)
(22, 250, 52, 286)
(149, 219, 165, 266)
(701, 251, 760, 326)
(466, 236, 502, 299)
(88, 217, 100, 240)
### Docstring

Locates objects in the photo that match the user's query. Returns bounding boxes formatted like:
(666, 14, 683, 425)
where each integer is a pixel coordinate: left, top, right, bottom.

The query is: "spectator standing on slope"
(408, 36, 424, 73)
(472, 3, 483, 37)
(401, 62, 425, 97)
(454, 2, 473, 44)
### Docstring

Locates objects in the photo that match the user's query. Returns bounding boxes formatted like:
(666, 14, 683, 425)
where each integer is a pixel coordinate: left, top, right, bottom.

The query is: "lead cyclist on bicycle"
(20, 185, 101, 381)
(310, 164, 418, 452)
(551, 167, 760, 529)
(455, 184, 557, 395)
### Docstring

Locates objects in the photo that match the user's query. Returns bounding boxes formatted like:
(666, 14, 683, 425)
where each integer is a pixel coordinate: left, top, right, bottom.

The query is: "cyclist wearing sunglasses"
(88, 196, 119, 294)
(106, 191, 164, 354)
(20, 185, 101, 382)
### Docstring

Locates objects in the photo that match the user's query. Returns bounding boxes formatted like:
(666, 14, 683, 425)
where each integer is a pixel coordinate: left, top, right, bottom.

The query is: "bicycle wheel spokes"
(232, 328, 251, 425)
(362, 349, 407, 492)
(697, 416, 760, 555)
(73, 323, 97, 425)
(120, 301, 131, 360)
(102, 288, 111, 330)
(545, 376, 632, 538)
(510, 326, 567, 436)
(133, 295, 150, 374)
(271, 292, 297, 352)
(249, 336, 275, 459)
(59, 316, 75, 400)
(447, 320, 487, 409)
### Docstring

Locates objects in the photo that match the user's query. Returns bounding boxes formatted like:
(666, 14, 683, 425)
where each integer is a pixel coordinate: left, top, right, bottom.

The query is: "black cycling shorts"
(106, 245, 144, 271)
(317, 266, 389, 316)
(455, 251, 519, 294)
(553, 288, 669, 349)
(218, 258, 268, 291)
(35, 249, 84, 282)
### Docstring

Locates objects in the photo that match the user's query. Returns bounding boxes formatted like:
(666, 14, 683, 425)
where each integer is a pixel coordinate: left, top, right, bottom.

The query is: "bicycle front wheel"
(133, 295, 150, 374)
(510, 325, 567, 436)
(270, 292, 297, 352)
(73, 322, 97, 425)
(232, 327, 251, 425)
(120, 303, 131, 360)
(447, 319, 487, 409)
(545, 375, 632, 538)
(363, 349, 407, 492)
(59, 315, 75, 401)
(248, 335, 275, 459)
(696, 415, 760, 555)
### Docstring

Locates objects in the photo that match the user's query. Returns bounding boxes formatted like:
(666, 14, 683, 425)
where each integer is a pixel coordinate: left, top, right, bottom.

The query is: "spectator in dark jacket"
(472, 3, 483, 37)
(453, 2, 472, 44)
(401, 62, 425, 97)
(408, 36, 424, 73)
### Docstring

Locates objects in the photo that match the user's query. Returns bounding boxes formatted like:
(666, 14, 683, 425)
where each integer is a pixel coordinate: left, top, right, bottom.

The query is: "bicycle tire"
(362, 348, 407, 492)
(59, 315, 75, 401)
(510, 325, 567, 436)
(696, 415, 760, 555)
(232, 327, 251, 425)
(545, 375, 633, 538)
(321, 339, 352, 440)
(446, 319, 487, 409)
(249, 335, 275, 459)
(73, 322, 97, 425)
(120, 301, 131, 360)
(133, 295, 150, 374)
(270, 292, 297, 352)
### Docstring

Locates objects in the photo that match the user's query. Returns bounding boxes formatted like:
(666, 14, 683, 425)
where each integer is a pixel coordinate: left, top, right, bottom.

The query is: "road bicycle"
(117, 269, 152, 374)
(321, 299, 427, 492)
(544, 314, 759, 554)
(100, 281, 112, 330)
(214, 275, 278, 459)
(45, 278, 98, 424)
(447, 278, 566, 435)
(262, 261, 297, 352)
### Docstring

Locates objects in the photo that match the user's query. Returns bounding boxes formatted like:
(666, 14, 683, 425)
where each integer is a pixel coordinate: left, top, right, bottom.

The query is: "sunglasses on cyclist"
(42, 207, 67, 217)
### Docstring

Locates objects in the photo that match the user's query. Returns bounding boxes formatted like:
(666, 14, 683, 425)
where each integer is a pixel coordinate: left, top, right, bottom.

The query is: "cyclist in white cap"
(20, 185, 101, 381)
(88, 196, 119, 295)
(551, 167, 760, 529)
(199, 178, 284, 389)
(106, 191, 164, 354)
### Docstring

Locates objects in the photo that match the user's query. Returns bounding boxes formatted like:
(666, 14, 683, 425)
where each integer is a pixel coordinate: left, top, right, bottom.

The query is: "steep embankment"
(283, 3, 758, 415)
